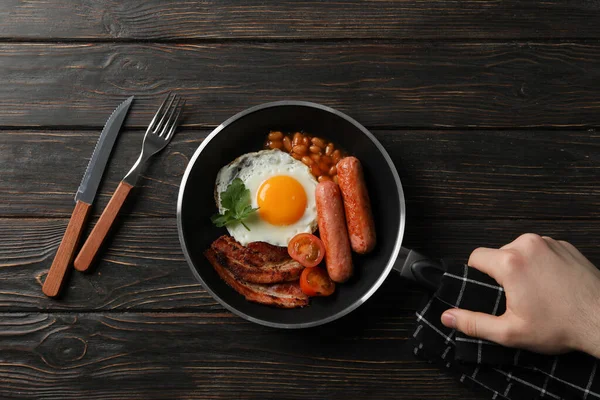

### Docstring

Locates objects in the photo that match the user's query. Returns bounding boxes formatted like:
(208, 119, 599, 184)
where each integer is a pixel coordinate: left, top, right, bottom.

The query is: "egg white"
(215, 149, 318, 247)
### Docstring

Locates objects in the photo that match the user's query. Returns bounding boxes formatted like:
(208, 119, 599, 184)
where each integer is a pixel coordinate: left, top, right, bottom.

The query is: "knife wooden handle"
(42, 200, 92, 297)
(74, 181, 133, 272)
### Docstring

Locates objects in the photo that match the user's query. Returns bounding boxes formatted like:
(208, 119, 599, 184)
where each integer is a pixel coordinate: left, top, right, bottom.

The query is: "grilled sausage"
(315, 181, 353, 283)
(337, 157, 376, 254)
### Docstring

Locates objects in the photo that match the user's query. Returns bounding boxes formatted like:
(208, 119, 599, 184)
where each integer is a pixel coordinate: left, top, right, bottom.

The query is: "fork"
(74, 93, 185, 272)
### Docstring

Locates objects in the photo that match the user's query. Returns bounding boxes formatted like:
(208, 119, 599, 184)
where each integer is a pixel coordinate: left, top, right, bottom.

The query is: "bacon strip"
(210, 236, 304, 284)
(246, 241, 290, 263)
(205, 248, 309, 308)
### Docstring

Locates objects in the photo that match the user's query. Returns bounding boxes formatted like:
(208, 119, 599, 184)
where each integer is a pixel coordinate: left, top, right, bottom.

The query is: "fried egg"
(215, 149, 318, 246)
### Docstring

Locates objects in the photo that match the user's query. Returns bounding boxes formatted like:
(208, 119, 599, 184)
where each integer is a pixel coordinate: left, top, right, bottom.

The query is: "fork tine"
(158, 95, 181, 137)
(154, 93, 178, 135)
(146, 92, 173, 133)
(164, 99, 185, 141)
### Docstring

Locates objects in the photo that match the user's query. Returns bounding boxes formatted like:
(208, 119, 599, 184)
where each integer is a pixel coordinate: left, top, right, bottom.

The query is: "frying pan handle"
(410, 259, 446, 291)
(393, 248, 447, 291)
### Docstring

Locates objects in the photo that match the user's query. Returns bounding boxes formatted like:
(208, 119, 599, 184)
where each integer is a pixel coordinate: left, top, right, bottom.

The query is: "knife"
(42, 96, 134, 298)
(393, 247, 447, 291)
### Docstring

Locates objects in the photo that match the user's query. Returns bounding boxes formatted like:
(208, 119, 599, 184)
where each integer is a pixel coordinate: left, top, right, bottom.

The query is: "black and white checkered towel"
(412, 263, 600, 400)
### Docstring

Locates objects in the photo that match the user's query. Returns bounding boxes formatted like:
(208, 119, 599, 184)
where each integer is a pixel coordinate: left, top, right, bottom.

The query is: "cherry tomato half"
(287, 233, 325, 268)
(300, 267, 335, 297)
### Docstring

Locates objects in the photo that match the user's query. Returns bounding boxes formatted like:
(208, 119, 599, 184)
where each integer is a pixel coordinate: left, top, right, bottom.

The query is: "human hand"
(441, 233, 600, 357)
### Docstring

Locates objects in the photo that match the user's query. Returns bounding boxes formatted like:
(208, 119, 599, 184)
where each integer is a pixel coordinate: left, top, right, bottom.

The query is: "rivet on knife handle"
(74, 181, 133, 272)
(42, 201, 92, 297)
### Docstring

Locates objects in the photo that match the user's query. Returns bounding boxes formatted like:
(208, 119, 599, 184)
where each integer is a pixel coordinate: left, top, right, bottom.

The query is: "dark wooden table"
(1, 1, 599, 399)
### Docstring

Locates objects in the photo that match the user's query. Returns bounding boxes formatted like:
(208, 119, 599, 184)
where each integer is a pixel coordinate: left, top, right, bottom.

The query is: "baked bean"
(282, 136, 292, 152)
(268, 131, 283, 141)
(325, 143, 334, 156)
(269, 140, 283, 149)
(292, 145, 308, 155)
(333, 175, 339, 184)
(319, 161, 329, 172)
(332, 150, 342, 164)
(310, 164, 322, 176)
(301, 156, 314, 166)
(293, 132, 303, 146)
(311, 137, 326, 148)
(265, 131, 348, 179)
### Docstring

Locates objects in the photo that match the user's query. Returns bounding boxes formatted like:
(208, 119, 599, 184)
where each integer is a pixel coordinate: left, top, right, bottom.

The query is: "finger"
(442, 309, 511, 345)
(556, 239, 577, 256)
(544, 236, 595, 269)
(500, 234, 523, 250)
(542, 236, 563, 254)
(557, 239, 596, 269)
(502, 233, 545, 254)
(467, 247, 509, 284)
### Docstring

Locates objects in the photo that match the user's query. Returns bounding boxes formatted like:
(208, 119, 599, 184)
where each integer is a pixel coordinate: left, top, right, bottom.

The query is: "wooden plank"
(0, 42, 599, 128)
(1, 129, 598, 219)
(1, 217, 598, 312)
(0, 311, 487, 400)
(1, 0, 599, 40)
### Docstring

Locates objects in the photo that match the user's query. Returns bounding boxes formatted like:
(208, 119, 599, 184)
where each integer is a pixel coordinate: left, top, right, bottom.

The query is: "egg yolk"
(257, 176, 307, 226)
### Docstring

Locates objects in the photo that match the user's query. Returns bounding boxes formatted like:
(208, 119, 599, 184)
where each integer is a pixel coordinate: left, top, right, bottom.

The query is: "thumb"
(441, 308, 508, 344)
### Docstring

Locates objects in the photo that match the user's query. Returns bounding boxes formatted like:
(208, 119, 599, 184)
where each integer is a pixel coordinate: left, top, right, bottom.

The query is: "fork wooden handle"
(42, 200, 92, 297)
(74, 181, 133, 272)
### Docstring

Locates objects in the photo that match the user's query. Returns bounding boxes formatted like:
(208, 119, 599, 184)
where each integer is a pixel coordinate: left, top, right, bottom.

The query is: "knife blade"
(42, 96, 134, 298)
(393, 247, 446, 291)
(75, 96, 135, 204)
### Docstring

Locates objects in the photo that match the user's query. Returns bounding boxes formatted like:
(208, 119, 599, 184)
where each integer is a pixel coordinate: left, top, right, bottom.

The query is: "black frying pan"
(177, 101, 444, 328)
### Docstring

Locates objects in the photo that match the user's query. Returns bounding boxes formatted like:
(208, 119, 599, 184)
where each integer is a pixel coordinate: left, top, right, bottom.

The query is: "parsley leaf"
(211, 178, 258, 231)
(220, 178, 244, 211)
(210, 212, 232, 228)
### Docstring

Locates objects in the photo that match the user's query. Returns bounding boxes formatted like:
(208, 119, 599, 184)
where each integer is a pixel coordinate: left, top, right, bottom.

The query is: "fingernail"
(441, 311, 457, 329)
